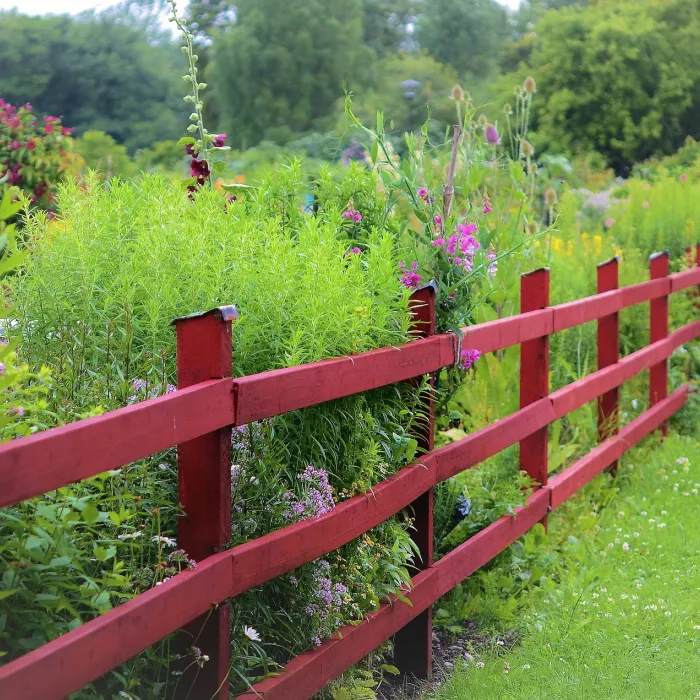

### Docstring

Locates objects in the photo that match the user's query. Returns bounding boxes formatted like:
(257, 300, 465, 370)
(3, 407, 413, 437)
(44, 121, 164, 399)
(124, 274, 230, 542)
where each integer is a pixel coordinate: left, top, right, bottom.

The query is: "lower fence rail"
(241, 385, 689, 699)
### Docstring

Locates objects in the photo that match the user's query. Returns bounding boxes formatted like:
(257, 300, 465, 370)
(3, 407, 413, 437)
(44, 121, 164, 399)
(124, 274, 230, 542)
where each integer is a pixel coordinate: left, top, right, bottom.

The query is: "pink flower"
(459, 349, 481, 370)
(10, 406, 24, 417)
(350, 247, 361, 254)
(417, 188, 428, 199)
(680, 173, 688, 182)
(642, 201, 649, 209)
(431, 238, 445, 247)
(488, 249, 498, 276)
(44, 124, 54, 134)
(0, 363, 5, 375)
(483, 200, 493, 214)
(399, 262, 422, 289)
(26, 140, 36, 151)
(604, 218, 615, 229)
(212, 133, 227, 147)
(485, 125, 500, 145)
(353, 213, 362, 222)
(61, 127, 73, 136)
(434, 214, 442, 228)
(9, 141, 20, 150)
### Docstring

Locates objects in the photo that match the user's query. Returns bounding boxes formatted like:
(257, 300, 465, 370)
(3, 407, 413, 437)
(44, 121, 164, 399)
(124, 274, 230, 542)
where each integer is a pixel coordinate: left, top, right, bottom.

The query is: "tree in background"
(0, 11, 183, 151)
(362, 0, 419, 56)
(513, 0, 700, 170)
(212, 0, 372, 149)
(416, 0, 509, 78)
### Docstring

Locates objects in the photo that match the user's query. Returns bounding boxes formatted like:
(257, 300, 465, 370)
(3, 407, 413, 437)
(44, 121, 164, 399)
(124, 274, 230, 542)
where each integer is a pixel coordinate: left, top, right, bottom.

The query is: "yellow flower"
(593, 235, 603, 255)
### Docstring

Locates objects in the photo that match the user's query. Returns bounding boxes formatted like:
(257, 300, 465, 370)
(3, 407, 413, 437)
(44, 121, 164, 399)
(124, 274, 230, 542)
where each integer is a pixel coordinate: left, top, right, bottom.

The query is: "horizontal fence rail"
(0, 249, 699, 699)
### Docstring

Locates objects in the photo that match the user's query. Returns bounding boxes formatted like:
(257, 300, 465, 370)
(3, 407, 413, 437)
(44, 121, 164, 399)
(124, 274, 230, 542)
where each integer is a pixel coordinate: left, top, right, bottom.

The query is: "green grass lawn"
(434, 434, 700, 700)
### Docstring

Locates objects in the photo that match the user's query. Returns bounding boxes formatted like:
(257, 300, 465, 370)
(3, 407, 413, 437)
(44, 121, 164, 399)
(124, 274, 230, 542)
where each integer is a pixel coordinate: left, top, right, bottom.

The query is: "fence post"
(597, 257, 620, 473)
(649, 252, 669, 437)
(520, 268, 549, 527)
(173, 306, 237, 700)
(393, 281, 436, 680)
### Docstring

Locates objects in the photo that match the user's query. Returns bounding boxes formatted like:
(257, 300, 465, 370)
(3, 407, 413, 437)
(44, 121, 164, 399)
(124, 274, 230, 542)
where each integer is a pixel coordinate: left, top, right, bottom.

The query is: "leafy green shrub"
(0, 100, 75, 213)
(5, 168, 426, 695)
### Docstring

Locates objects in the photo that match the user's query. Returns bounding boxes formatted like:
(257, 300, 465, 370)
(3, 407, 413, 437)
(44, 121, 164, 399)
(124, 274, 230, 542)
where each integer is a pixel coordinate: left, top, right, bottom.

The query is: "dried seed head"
(524, 76, 537, 94)
(477, 114, 488, 126)
(544, 187, 558, 207)
(527, 221, 540, 235)
(521, 139, 535, 158)
(451, 84, 465, 102)
(503, 103, 512, 115)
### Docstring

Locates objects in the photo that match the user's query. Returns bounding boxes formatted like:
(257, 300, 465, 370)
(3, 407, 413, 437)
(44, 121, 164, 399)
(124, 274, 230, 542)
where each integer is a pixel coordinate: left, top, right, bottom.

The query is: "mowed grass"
(434, 434, 700, 700)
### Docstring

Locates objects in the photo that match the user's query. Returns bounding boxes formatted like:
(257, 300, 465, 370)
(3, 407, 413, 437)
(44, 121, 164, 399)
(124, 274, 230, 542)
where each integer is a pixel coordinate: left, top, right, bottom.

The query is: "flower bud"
(451, 84, 465, 102)
(520, 139, 535, 158)
(524, 76, 536, 94)
(503, 103, 512, 115)
(544, 187, 558, 206)
(477, 114, 487, 126)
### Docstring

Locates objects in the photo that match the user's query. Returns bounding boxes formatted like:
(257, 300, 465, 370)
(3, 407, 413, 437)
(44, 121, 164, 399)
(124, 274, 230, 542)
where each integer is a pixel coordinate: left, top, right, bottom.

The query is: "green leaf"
(82, 502, 99, 525)
(0, 590, 17, 600)
(212, 160, 227, 175)
(176, 137, 196, 147)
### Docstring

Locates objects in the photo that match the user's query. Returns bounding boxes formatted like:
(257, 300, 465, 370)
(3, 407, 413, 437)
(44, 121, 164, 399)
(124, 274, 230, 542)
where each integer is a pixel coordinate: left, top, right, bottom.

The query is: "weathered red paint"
(393, 283, 436, 680)
(2, 266, 700, 700)
(174, 307, 235, 700)
(519, 268, 549, 529)
(649, 252, 670, 436)
(597, 257, 620, 473)
(0, 378, 234, 509)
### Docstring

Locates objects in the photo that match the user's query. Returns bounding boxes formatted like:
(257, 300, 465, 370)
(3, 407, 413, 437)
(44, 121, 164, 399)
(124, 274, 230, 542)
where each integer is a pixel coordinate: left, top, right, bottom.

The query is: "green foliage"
(435, 436, 700, 698)
(416, 0, 509, 78)
(0, 100, 75, 213)
(212, 0, 372, 149)
(134, 140, 185, 174)
(515, 0, 700, 170)
(0, 11, 183, 151)
(73, 131, 138, 180)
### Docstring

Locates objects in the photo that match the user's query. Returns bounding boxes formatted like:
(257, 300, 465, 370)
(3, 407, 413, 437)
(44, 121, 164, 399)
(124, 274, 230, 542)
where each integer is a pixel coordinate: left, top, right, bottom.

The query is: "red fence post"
(597, 257, 620, 473)
(173, 306, 237, 700)
(520, 268, 549, 526)
(649, 252, 669, 437)
(393, 282, 436, 680)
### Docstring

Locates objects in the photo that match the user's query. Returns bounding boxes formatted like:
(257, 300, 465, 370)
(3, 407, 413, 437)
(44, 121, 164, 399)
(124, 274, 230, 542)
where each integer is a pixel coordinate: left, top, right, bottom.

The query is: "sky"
(1, 0, 522, 15)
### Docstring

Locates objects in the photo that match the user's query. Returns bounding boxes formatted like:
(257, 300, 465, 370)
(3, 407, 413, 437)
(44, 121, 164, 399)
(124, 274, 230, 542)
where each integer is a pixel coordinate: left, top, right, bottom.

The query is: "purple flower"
(190, 158, 211, 181)
(312, 637, 322, 647)
(212, 133, 227, 148)
(460, 349, 481, 371)
(485, 125, 500, 145)
(604, 218, 615, 229)
(350, 247, 361, 254)
(10, 406, 24, 417)
(0, 363, 5, 375)
(488, 249, 498, 277)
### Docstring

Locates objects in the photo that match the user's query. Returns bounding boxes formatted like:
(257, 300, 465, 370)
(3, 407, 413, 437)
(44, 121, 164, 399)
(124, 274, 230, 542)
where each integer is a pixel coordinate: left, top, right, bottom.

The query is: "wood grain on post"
(393, 282, 437, 680)
(597, 257, 620, 473)
(519, 268, 550, 527)
(649, 252, 670, 436)
(174, 306, 237, 700)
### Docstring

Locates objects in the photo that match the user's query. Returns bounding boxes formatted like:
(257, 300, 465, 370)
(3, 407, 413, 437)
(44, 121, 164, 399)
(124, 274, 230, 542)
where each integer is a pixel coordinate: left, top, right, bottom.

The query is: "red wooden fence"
(1, 248, 699, 699)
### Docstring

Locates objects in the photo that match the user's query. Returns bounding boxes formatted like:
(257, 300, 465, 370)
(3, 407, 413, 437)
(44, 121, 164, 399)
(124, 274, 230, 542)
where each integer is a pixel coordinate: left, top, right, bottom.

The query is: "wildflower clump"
(0, 100, 75, 214)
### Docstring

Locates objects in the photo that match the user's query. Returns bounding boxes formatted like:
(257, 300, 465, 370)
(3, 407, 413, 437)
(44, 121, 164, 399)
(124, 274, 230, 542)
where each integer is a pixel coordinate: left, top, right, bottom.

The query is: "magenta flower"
(485, 125, 500, 145)
(459, 349, 481, 370)
(417, 187, 428, 199)
(604, 218, 615, 229)
(213, 133, 227, 148)
(483, 200, 493, 214)
(351, 247, 361, 254)
(431, 238, 445, 246)
(0, 362, 5, 375)
(399, 261, 422, 289)
(9, 141, 20, 150)
(61, 127, 73, 136)
(190, 158, 211, 181)
(680, 173, 688, 182)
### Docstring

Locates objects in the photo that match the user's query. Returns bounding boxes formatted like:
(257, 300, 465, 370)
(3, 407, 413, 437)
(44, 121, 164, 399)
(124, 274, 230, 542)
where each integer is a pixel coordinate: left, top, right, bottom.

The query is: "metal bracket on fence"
(451, 331, 463, 369)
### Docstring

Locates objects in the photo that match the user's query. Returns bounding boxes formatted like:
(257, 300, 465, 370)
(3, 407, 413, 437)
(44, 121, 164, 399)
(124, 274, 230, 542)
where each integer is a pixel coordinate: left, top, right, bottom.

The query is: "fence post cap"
(413, 280, 438, 296)
(522, 266, 550, 277)
(597, 255, 620, 268)
(171, 305, 239, 326)
(649, 250, 670, 261)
